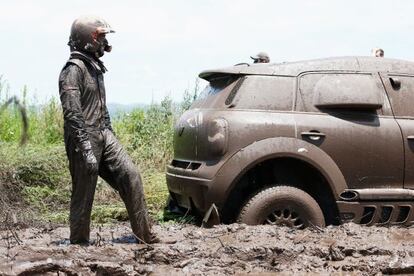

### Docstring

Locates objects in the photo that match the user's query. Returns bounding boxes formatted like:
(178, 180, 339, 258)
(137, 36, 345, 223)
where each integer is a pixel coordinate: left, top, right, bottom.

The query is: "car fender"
(207, 137, 347, 206)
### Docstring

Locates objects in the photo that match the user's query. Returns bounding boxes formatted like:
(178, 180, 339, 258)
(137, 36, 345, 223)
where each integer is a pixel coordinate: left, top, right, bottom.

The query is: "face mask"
(95, 36, 112, 58)
(104, 38, 112, 52)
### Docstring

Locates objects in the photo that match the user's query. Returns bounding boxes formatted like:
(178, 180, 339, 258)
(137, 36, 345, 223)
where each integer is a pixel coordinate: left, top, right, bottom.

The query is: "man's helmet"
(251, 52, 270, 63)
(68, 15, 115, 58)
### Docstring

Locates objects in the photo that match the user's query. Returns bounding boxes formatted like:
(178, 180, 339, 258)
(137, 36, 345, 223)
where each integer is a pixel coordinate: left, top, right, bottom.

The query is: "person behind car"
(251, 52, 270, 63)
(372, 48, 384, 57)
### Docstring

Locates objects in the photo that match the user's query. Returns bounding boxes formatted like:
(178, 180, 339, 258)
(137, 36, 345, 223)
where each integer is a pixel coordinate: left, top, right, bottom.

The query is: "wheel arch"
(208, 137, 347, 224)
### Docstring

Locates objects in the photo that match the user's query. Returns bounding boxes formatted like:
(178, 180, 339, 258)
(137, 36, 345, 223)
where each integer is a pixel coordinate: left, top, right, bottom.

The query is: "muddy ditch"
(0, 223, 413, 275)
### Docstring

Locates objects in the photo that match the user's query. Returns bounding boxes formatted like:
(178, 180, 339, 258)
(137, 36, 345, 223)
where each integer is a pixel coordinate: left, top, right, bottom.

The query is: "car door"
(294, 72, 404, 189)
(380, 73, 414, 189)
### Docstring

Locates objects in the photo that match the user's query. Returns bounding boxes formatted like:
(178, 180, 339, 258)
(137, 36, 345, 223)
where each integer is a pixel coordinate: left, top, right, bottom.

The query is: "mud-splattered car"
(167, 56, 414, 228)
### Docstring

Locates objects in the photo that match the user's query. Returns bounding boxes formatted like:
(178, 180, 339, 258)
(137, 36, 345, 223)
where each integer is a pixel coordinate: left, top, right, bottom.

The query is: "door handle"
(407, 136, 414, 140)
(301, 131, 326, 141)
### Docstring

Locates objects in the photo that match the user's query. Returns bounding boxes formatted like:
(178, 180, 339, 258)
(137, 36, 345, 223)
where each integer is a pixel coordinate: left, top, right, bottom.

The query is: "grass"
(0, 75, 199, 226)
(0, 130, 172, 225)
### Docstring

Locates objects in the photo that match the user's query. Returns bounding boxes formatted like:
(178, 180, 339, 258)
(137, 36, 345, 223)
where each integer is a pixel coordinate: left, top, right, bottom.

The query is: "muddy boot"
(128, 211, 153, 243)
(148, 233, 160, 244)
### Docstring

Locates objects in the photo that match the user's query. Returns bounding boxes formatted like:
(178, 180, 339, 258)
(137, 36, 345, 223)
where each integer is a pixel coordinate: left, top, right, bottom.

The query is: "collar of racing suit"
(70, 51, 108, 73)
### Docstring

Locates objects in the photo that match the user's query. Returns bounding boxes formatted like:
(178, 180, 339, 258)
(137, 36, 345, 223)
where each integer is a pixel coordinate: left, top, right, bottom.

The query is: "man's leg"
(65, 131, 103, 244)
(99, 129, 153, 243)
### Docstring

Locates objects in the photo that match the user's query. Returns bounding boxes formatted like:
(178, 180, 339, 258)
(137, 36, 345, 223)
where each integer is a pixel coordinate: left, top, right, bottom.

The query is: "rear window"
(191, 75, 239, 109)
(197, 76, 234, 100)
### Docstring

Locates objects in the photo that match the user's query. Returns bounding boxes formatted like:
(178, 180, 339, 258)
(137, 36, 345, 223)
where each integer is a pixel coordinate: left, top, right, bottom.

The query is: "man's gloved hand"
(82, 149, 98, 175)
(78, 140, 98, 175)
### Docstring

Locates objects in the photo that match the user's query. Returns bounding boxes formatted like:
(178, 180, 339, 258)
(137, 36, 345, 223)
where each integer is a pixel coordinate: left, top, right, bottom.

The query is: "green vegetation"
(0, 75, 199, 225)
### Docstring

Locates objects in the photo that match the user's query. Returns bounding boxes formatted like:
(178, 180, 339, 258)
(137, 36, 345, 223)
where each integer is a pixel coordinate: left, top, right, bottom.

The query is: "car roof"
(199, 56, 414, 80)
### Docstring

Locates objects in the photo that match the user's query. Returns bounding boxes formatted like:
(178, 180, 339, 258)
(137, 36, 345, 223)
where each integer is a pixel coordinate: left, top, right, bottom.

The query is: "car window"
(297, 73, 384, 113)
(191, 75, 239, 109)
(197, 76, 235, 100)
(233, 76, 294, 111)
(383, 75, 414, 117)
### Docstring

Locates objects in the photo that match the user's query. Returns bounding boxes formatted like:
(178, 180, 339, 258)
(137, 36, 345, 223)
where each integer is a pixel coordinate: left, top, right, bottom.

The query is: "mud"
(0, 223, 413, 275)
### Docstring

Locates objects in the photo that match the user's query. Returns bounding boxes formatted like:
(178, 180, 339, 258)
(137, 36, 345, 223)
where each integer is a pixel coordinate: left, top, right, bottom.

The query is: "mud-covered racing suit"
(59, 51, 152, 244)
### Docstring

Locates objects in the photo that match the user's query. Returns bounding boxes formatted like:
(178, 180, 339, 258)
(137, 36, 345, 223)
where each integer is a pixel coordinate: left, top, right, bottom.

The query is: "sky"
(1, 0, 414, 104)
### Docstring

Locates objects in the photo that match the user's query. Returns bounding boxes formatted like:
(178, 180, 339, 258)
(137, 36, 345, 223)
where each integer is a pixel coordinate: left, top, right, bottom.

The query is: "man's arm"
(59, 64, 98, 174)
(59, 64, 89, 146)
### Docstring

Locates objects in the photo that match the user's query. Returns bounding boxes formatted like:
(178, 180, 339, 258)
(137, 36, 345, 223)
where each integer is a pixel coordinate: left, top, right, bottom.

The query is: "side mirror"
(312, 74, 383, 110)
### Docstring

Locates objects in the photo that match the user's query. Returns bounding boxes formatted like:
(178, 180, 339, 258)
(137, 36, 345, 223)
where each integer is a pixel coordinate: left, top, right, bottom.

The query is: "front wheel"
(238, 186, 325, 228)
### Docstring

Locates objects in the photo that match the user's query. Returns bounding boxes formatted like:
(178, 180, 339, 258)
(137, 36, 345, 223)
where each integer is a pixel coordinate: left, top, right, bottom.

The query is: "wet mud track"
(0, 223, 413, 275)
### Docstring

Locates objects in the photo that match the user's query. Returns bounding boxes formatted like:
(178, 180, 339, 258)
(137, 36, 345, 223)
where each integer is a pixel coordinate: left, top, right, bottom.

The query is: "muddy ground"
(0, 223, 413, 275)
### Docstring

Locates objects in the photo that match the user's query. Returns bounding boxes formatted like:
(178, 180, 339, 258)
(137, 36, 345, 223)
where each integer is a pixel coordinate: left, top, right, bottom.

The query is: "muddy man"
(58, 15, 157, 244)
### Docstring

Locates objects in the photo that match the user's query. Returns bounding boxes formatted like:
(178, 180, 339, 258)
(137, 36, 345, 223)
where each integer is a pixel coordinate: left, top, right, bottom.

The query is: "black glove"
(78, 140, 98, 175)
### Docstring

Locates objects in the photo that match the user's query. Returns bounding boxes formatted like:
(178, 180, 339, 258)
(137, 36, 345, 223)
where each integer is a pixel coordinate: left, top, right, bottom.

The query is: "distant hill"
(107, 103, 149, 116)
